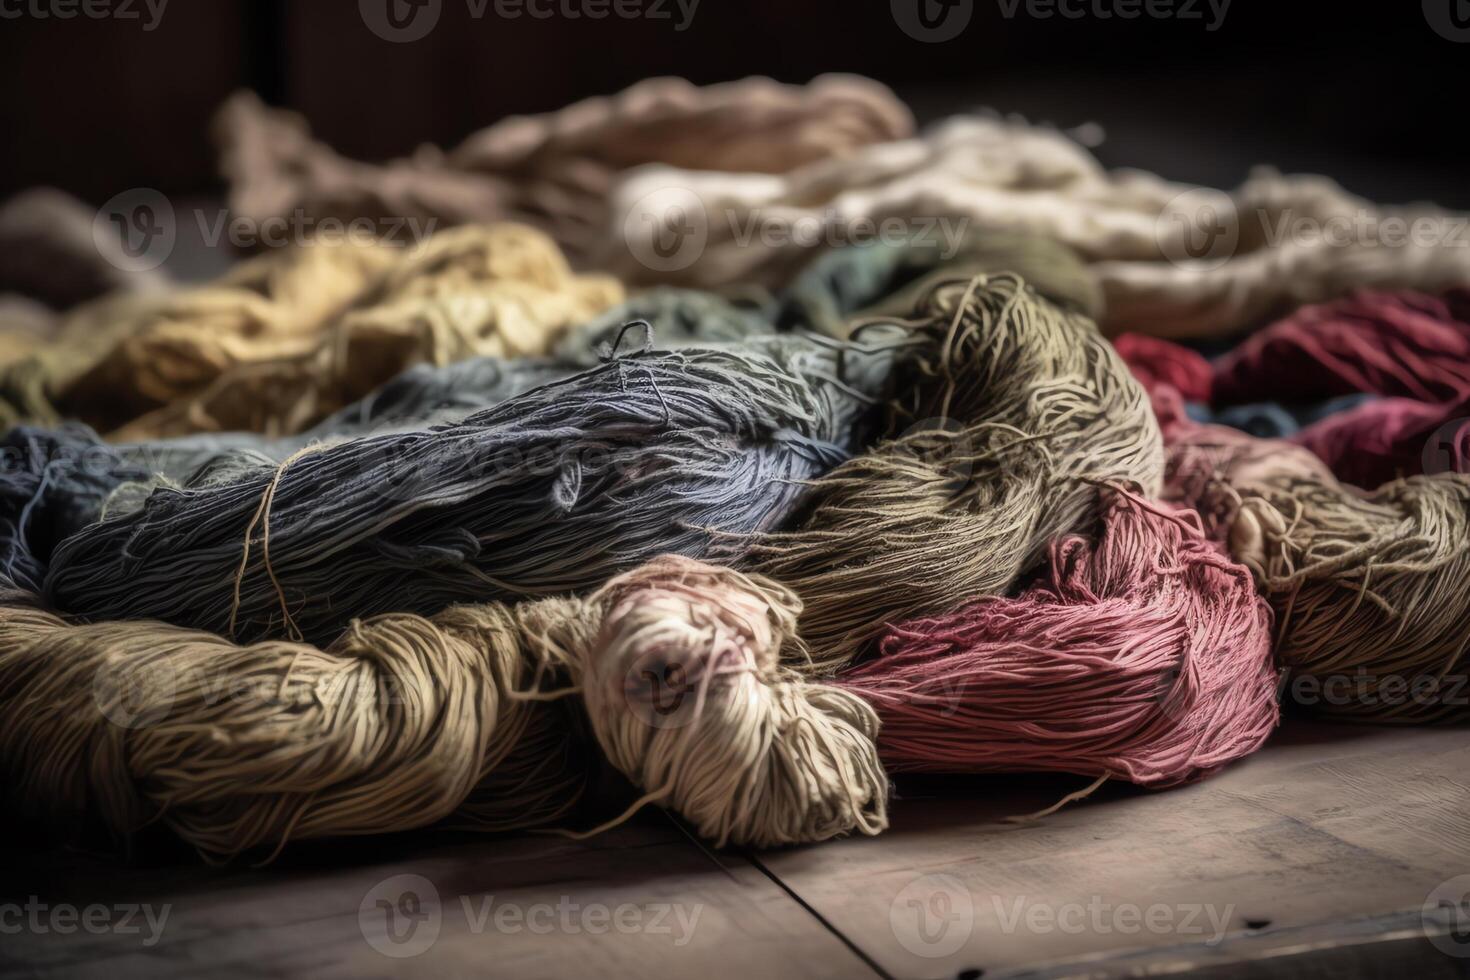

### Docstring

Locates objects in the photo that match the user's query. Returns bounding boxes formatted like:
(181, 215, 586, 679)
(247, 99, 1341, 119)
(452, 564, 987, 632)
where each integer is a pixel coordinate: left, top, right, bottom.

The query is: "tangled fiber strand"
(1, 223, 622, 438)
(305, 286, 766, 435)
(746, 273, 1163, 673)
(0, 554, 886, 860)
(218, 76, 912, 262)
(775, 230, 1102, 339)
(1157, 388, 1470, 723)
(607, 114, 1470, 336)
(45, 337, 894, 644)
(837, 491, 1279, 786)
(0, 235, 398, 432)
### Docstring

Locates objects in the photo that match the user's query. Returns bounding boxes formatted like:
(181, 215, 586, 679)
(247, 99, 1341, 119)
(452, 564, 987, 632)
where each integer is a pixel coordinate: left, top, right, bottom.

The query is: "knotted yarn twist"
(0, 553, 887, 862)
(747, 273, 1163, 672)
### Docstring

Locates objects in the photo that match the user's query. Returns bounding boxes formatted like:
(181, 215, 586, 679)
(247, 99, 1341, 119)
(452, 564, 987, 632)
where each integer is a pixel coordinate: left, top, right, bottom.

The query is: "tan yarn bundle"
(0, 556, 886, 861)
(0, 223, 622, 438)
(606, 115, 1470, 338)
(1161, 401, 1470, 723)
(746, 273, 1164, 673)
(217, 75, 914, 263)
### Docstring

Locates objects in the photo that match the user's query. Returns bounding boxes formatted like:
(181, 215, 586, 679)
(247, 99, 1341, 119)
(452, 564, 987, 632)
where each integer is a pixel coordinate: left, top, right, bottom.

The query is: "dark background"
(1, 0, 1466, 208)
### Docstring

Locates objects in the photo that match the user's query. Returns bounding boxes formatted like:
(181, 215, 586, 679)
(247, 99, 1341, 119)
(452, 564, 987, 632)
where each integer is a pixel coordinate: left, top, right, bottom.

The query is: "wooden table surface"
(3, 721, 1468, 980)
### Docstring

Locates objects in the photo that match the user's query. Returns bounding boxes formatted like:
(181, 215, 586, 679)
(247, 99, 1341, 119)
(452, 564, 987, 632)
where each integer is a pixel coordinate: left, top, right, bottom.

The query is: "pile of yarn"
(3, 73, 1468, 864)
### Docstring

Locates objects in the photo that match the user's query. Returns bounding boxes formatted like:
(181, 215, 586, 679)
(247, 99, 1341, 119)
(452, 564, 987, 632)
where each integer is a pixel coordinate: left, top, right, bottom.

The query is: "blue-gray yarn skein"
(44, 331, 894, 643)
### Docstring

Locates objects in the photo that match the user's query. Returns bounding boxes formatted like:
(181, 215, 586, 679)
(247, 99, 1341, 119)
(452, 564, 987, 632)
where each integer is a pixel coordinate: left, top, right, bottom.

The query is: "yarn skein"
(1, 223, 622, 438)
(1212, 289, 1470, 406)
(1120, 294, 1470, 486)
(747, 273, 1163, 673)
(0, 426, 151, 593)
(1157, 388, 1470, 723)
(44, 335, 895, 644)
(606, 114, 1470, 337)
(838, 490, 1279, 786)
(217, 75, 913, 262)
(1293, 394, 1470, 488)
(0, 554, 887, 861)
